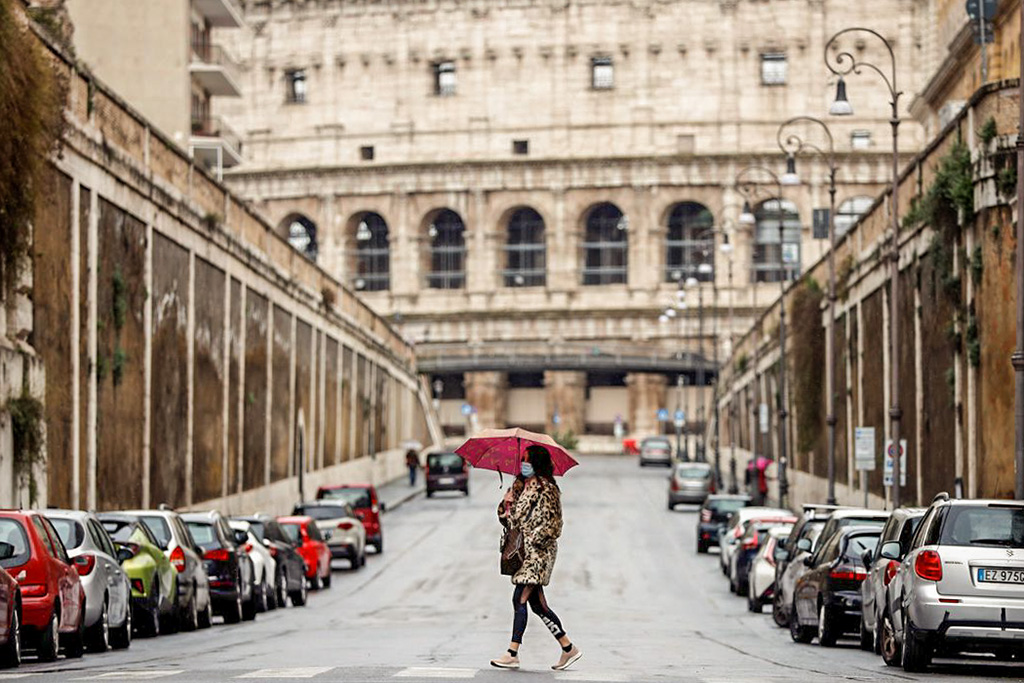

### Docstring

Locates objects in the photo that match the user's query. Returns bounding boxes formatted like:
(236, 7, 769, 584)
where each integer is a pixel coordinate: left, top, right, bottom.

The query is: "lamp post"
(778, 116, 839, 505)
(1017, 1, 1024, 500)
(720, 231, 738, 493)
(825, 28, 904, 507)
(737, 165, 789, 508)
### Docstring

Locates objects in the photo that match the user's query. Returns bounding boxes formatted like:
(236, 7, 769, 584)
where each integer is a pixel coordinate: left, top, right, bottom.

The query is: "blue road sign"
(657, 408, 670, 422)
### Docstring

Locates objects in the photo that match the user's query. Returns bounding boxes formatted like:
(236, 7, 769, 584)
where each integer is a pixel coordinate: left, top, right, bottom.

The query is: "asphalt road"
(14, 456, 1024, 682)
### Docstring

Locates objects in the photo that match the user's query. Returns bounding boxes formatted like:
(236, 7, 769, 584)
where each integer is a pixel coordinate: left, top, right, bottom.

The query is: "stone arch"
(279, 213, 318, 261)
(580, 202, 627, 286)
(664, 201, 715, 284)
(421, 208, 466, 289)
(346, 211, 390, 291)
(498, 206, 546, 288)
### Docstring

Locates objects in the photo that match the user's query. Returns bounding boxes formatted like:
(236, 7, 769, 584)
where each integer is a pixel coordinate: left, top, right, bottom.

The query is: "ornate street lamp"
(777, 116, 839, 505)
(736, 165, 789, 508)
(1017, 3, 1024, 500)
(825, 28, 904, 506)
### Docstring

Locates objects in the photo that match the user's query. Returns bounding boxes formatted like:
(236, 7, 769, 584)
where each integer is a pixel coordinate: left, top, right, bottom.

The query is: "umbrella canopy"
(455, 427, 579, 477)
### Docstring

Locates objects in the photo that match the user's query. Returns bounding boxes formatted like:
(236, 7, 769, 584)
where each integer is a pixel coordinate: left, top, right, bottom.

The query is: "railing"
(191, 42, 241, 89)
(191, 115, 242, 157)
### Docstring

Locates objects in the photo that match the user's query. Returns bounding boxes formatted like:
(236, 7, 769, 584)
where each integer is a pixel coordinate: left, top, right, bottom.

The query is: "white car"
(719, 507, 791, 576)
(229, 520, 276, 612)
(292, 502, 367, 570)
(748, 526, 793, 613)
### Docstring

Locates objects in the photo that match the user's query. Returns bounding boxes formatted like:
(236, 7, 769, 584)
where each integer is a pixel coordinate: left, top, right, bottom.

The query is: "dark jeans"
(511, 584, 565, 645)
(408, 465, 417, 486)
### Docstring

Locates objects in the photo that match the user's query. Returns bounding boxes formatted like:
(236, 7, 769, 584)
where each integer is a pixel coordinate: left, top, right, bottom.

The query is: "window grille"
(434, 61, 457, 96)
(582, 204, 628, 285)
(354, 213, 389, 291)
(427, 209, 466, 289)
(851, 130, 872, 149)
(504, 208, 546, 287)
(665, 202, 714, 283)
(286, 69, 307, 103)
(760, 54, 787, 86)
(592, 57, 614, 90)
(751, 199, 801, 283)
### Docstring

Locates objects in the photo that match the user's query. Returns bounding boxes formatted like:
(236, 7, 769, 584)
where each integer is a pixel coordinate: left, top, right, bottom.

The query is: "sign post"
(855, 427, 876, 507)
(758, 403, 769, 434)
(674, 410, 686, 461)
(884, 439, 908, 490)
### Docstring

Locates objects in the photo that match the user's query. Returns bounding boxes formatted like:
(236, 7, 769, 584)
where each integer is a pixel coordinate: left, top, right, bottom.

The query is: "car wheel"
(37, 608, 59, 662)
(789, 600, 814, 644)
(322, 567, 332, 589)
(463, 487, 470, 496)
(266, 576, 278, 611)
(142, 578, 161, 637)
(772, 592, 789, 628)
(110, 600, 132, 650)
(290, 573, 308, 607)
(309, 568, 322, 591)
(180, 588, 199, 632)
(375, 535, 384, 554)
(858, 613, 874, 651)
(817, 602, 838, 647)
(223, 585, 243, 625)
(275, 570, 288, 609)
(0, 607, 21, 668)
(196, 595, 212, 630)
(901, 613, 931, 673)
(63, 600, 86, 659)
(880, 609, 901, 667)
(87, 595, 110, 653)
(426, 490, 434, 498)
(256, 576, 269, 613)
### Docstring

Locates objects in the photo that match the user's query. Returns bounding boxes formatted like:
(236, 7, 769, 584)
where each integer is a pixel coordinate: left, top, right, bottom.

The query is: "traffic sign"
(966, 0, 997, 20)
(759, 403, 769, 434)
(461, 403, 473, 416)
(883, 439, 908, 487)
(673, 410, 685, 428)
(854, 427, 876, 471)
(657, 408, 670, 422)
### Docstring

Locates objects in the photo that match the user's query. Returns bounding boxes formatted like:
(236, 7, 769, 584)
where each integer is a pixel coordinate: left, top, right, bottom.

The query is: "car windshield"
(139, 516, 172, 550)
(642, 439, 670, 449)
(677, 466, 710, 479)
(185, 522, 219, 550)
(319, 488, 371, 508)
(844, 533, 882, 561)
(280, 523, 301, 543)
(428, 454, 463, 471)
(0, 519, 30, 569)
(48, 518, 84, 550)
(941, 505, 1024, 548)
(296, 506, 348, 520)
(709, 499, 748, 514)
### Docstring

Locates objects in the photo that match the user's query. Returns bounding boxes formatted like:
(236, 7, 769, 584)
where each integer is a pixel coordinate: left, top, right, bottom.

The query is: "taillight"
(204, 548, 231, 562)
(170, 546, 186, 573)
(337, 521, 354, 531)
(73, 554, 96, 576)
(21, 584, 46, 597)
(829, 568, 868, 581)
(268, 546, 278, 557)
(670, 480, 680, 492)
(733, 526, 743, 539)
(914, 550, 943, 581)
(883, 560, 899, 586)
(243, 543, 253, 554)
(742, 536, 758, 550)
(130, 578, 144, 594)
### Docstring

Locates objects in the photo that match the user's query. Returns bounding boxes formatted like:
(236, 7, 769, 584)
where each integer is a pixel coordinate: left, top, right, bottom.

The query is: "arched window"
(752, 199, 801, 283)
(353, 212, 389, 291)
(426, 209, 466, 289)
(834, 196, 874, 237)
(665, 202, 714, 283)
(285, 215, 318, 261)
(504, 208, 546, 287)
(582, 203, 628, 285)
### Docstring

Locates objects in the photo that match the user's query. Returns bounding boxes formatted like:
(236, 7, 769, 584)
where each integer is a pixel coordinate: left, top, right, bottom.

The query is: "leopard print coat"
(498, 477, 563, 586)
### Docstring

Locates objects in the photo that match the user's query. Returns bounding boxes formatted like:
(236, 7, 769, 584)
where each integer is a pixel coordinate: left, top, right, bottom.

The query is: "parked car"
(695, 494, 751, 553)
(667, 462, 715, 509)
(0, 562, 21, 668)
(814, 508, 890, 551)
(638, 436, 673, 467)
(277, 516, 331, 590)
(790, 526, 881, 647)
(0, 511, 86, 661)
(231, 515, 307, 608)
(316, 484, 385, 553)
(859, 507, 924, 655)
(292, 502, 366, 571)
(772, 506, 835, 628)
(45, 510, 132, 652)
(883, 495, 1024, 672)
(228, 521, 274, 612)
(730, 519, 796, 596)
(425, 451, 470, 497)
(718, 506, 791, 576)
(98, 513, 177, 638)
(126, 508, 212, 630)
(181, 511, 256, 624)
(747, 526, 792, 613)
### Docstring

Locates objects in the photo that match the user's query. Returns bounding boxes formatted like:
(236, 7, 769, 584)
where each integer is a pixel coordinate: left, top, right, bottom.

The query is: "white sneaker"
(552, 645, 582, 671)
(490, 652, 520, 669)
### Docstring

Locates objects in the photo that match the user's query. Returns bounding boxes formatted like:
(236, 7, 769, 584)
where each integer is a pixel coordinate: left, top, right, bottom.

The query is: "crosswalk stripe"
(72, 673, 182, 681)
(237, 668, 334, 679)
(393, 668, 477, 679)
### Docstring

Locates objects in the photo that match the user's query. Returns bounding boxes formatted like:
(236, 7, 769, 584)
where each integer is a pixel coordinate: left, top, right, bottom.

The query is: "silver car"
(884, 495, 1024, 672)
(639, 437, 673, 467)
(292, 502, 367, 570)
(45, 510, 132, 652)
(667, 462, 714, 509)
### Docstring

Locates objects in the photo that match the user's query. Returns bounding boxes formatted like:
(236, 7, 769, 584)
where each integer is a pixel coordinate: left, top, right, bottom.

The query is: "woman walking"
(490, 445, 582, 671)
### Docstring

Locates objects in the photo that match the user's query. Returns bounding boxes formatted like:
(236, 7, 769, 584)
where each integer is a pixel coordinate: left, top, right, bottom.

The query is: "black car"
(232, 515, 308, 608)
(696, 494, 751, 553)
(772, 505, 837, 627)
(425, 452, 469, 497)
(182, 511, 256, 623)
(790, 526, 882, 646)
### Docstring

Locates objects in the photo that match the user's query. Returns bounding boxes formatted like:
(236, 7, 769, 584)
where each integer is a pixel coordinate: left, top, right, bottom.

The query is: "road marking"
(237, 669, 334, 679)
(73, 673, 182, 681)
(393, 668, 477, 679)
(0, 676, 37, 680)
(554, 673, 630, 682)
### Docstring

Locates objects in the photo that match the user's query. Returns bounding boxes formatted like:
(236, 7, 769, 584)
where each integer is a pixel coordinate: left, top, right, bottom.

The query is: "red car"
(0, 512, 84, 662)
(276, 516, 331, 590)
(316, 484, 384, 553)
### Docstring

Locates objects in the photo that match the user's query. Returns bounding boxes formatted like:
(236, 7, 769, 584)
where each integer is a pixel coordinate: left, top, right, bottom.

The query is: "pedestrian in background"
(490, 445, 582, 671)
(405, 449, 420, 486)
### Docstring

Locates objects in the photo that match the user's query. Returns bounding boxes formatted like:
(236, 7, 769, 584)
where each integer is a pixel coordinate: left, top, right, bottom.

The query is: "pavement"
(11, 455, 1023, 682)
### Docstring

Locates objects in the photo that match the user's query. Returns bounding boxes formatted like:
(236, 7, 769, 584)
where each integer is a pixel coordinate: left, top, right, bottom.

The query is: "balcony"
(190, 43, 242, 97)
(190, 115, 243, 178)
(192, 0, 244, 27)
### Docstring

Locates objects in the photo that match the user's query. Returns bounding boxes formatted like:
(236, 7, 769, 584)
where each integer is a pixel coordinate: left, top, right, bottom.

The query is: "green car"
(99, 513, 177, 637)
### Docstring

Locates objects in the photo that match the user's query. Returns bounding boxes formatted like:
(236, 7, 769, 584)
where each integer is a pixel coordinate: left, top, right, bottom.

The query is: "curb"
(381, 486, 425, 514)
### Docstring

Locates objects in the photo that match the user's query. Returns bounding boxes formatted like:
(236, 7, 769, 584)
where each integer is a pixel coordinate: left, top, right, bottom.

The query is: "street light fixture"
(739, 201, 756, 226)
(778, 115, 839, 506)
(825, 27, 904, 507)
(735, 165, 790, 508)
(781, 156, 800, 186)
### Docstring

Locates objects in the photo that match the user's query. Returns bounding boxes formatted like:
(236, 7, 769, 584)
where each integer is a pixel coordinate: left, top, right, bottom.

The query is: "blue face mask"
(520, 462, 535, 478)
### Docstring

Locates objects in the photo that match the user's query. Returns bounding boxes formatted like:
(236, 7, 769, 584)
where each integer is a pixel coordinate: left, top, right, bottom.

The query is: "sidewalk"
(377, 472, 424, 513)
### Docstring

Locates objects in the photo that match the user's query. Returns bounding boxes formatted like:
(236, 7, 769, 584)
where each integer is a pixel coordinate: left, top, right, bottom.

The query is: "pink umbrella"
(455, 427, 579, 477)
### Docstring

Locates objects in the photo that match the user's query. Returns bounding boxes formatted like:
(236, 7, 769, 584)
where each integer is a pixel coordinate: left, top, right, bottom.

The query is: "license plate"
(977, 568, 1024, 584)
(438, 477, 455, 485)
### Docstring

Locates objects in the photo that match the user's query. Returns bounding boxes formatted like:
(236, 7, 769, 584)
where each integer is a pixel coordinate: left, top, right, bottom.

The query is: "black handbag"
(500, 495, 539, 576)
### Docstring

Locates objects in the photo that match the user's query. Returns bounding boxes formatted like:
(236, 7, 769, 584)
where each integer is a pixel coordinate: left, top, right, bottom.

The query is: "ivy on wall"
(7, 391, 44, 505)
(790, 278, 825, 455)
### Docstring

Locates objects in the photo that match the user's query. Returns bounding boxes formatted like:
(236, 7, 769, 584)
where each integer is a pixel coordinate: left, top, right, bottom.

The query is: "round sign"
(887, 443, 904, 456)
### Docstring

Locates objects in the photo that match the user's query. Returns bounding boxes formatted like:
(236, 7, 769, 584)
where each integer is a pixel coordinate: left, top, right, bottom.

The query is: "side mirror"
(233, 530, 248, 546)
(773, 547, 789, 563)
(879, 541, 903, 561)
(115, 544, 136, 564)
(0, 542, 14, 561)
(803, 555, 815, 568)
(861, 549, 874, 566)
(796, 538, 812, 553)
(262, 538, 272, 548)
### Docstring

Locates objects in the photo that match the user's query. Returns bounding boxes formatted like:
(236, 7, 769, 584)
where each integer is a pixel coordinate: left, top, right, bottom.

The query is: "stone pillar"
(626, 373, 668, 437)
(543, 371, 585, 435)
(464, 371, 508, 430)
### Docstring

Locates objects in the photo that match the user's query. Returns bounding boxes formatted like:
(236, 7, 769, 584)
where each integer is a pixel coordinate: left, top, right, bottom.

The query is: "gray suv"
(884, 494, 1024, 672)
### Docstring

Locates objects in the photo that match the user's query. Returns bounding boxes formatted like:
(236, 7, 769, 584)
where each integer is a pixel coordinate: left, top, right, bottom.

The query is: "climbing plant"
(7, 391, 44, 505)
(789, 278, 825, 455)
